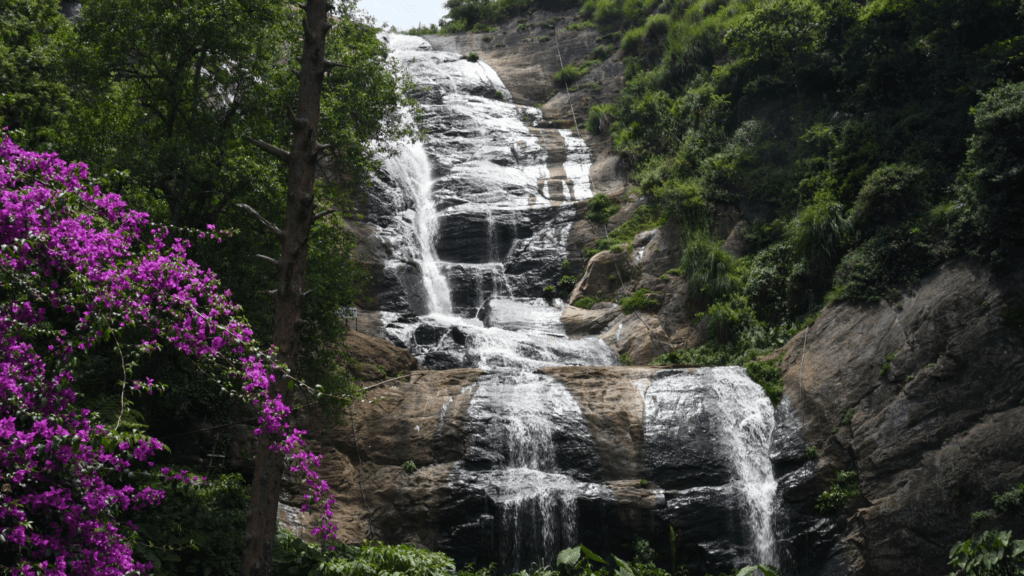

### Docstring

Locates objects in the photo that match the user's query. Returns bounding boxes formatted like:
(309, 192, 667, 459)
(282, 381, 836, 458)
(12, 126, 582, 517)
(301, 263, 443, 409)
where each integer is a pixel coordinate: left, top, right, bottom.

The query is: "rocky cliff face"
(769, 259, 1024, 576)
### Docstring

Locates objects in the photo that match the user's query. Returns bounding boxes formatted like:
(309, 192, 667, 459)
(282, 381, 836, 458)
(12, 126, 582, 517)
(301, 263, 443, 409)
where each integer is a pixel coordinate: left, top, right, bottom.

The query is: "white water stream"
(370, 33, 780, 574)
(382, 141, 453, 315)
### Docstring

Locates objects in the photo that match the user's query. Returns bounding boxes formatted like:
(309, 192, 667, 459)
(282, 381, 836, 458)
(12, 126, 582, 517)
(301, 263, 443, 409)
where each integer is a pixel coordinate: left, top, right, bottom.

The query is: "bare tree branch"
(312, 207, 342, 223)
(243, 136, 291, 163)
(235, 203, 284, 239)
(255, 254, 281, 266)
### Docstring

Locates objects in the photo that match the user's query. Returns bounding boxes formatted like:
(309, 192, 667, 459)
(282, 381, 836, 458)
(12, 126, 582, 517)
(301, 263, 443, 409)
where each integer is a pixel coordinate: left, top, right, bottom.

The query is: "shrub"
(590, 43, 614, 60)
(402, 460, 417, 474)
(994, 483, 1024, 513)
(561, 259, 572, 274)
(554, 60, 601, 85)
(465, 52, 480, 62)
(543, 284, 557, 298)
(830, 225, 938, 303)
(971, 510, 991, 531)
(682, 233, 740, 307)
(842, 408, 856, 425)
(573, 296, 601, 309)
(131, 473, 249, 575)
(958, 81, 1024, 259)
(702, 294, 758, 344)
(620, 352, 634, 365)
(849, 163, 929, 236)
(585, 192, 619, 222)
(788, 193, 851, 273)
(805, 445, 819, 459)
(274, 533, 455, 576)
(620, 288, 660, 314)
(816, 470, 860, 513)
(620, 26, 645, 54)
(587, 103, 617, 134)
(745, 359, 783, 404)
(558, 275, 579, 297)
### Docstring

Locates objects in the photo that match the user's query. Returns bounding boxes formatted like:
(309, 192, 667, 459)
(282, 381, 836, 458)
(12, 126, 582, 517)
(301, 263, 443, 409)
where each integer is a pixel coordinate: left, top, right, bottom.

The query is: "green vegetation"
(571, 82, 602, 93)
(426, 0, 583, 33)
(130, 473, 249, 575)
(994, 484, 1024, 514)
(402, 460, 418, 474)
(557, 0, 1024, 368)
(559, 275, 580, 295)
(566, 20, 597, 31)
(274, 534, 456, 576)
(594, 204, 666, 251)
(554, 60, 601, 85)
(745, 359, 783, 404)
(816, 470, 861, 514)
(948, 530, 1024, 576)
(881, 352, 897, 376)
(585, 193, 620, 223)
(620, 352, 635, 366)
(620, 288, 660, 314)
(681, 235, 740, 308)
(805, 445, 819, 460)
(466, 52, 480, 62)
(841, 409, 856, 426)
(972, 511, 991, 531)
(573, 296, 608, 310)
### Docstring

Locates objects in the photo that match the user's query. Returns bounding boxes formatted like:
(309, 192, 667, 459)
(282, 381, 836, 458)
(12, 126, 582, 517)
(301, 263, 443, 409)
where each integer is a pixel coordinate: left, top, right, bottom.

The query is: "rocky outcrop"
(770, 259, 1024, 576)
(568, 250, 629, 303)
(345, 330, 419, 381)
(310, 366, 781, 574)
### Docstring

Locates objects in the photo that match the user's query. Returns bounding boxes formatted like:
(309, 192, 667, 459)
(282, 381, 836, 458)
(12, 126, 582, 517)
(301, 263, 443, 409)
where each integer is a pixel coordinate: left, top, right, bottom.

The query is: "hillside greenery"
(568, 0, 1024, 362)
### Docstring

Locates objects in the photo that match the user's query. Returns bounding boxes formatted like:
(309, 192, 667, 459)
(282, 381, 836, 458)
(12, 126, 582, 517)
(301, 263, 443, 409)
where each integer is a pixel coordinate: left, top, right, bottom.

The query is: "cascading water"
(645, 368, 779, 566)
(364, 32, 781, 575)
(383, 141, 453, 316)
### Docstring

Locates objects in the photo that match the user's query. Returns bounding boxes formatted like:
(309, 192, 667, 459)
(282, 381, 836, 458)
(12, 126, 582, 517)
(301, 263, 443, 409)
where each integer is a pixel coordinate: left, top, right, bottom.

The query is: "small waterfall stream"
(363, 32, 780, 574)
(383, 142, 453, 315)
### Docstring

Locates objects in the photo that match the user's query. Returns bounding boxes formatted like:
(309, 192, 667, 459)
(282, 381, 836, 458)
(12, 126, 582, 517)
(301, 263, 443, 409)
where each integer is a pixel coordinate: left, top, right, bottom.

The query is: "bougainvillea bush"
(0, 134, 334, 575)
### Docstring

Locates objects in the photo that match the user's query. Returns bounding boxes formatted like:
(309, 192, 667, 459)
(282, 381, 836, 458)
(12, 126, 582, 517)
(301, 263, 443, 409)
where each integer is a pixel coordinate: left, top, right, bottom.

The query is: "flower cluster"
(0, 134, 335, 574)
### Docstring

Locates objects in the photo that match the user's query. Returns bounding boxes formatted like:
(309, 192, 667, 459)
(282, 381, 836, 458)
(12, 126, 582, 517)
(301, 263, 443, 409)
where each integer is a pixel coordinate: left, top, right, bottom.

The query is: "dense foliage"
(566, 0, 1024, 368)
(1, 0, 412, 573)
(0, 136, 334, 574)
(405, 0, 584, 34)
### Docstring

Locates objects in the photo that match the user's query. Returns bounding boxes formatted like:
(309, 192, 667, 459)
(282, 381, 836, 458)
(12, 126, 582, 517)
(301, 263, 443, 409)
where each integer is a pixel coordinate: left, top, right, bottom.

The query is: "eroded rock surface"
(312, 367, 781, 574)
(770, 259, 1024, 576)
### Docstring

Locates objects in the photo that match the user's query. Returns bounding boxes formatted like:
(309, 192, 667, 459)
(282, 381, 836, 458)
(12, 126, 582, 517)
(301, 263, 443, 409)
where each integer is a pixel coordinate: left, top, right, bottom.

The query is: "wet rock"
(414, 324, 449, 346)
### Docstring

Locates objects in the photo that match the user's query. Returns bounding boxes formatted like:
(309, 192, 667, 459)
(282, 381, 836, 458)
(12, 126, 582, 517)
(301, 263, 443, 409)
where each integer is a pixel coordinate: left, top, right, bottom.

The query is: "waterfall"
(467, 371, 592, 573)
(645, 368, 778, 566)
(368, 33, 782, 575)
(382, 141, 453, 316)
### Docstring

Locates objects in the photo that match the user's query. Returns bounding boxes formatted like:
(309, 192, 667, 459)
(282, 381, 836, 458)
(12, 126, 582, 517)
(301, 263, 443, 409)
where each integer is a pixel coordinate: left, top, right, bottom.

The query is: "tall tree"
(238, 1, 413, 573)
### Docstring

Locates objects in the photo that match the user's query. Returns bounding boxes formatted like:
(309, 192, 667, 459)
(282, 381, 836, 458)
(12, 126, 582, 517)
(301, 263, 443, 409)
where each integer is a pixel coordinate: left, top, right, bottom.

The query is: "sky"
(358, 0, 449, 31)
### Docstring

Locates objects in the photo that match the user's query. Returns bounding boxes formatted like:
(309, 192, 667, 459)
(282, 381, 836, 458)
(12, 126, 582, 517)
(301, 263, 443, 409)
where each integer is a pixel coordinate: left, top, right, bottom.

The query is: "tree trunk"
(241, 2, 331, 575)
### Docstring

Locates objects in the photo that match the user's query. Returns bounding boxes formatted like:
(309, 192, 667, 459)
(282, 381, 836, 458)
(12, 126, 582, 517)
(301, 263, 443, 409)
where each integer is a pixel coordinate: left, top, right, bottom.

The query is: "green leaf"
(580, 545, 607, 565)
(557, 546, 581, 568)
(612, 554, 635, 576)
